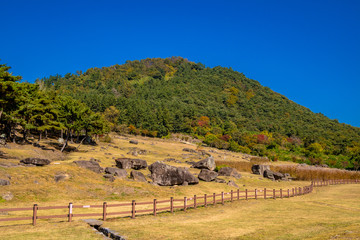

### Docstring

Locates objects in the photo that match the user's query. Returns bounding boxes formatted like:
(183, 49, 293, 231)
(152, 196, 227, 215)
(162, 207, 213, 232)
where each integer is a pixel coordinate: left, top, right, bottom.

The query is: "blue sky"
(1, 0, 360, 127)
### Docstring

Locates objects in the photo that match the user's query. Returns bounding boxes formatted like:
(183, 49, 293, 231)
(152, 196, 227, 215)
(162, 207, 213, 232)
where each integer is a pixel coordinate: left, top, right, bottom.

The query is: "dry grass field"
(0, 134, 359, 239)
(0, 134, 311, 206)
(102, 184, 360, 240)
(0, 184, 357, 240)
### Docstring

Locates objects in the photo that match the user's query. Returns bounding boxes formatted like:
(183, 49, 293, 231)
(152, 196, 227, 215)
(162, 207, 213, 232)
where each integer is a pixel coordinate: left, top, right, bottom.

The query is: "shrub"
(215, 164, 230, 172)
(103, 134, 112, 143)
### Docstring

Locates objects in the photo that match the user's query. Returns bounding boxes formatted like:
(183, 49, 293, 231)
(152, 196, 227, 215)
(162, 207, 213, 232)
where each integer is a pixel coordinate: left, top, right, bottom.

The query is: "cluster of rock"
(251, 164, 292, 181)
(71, 154, 242, 187)
(149, 161, 199, 186)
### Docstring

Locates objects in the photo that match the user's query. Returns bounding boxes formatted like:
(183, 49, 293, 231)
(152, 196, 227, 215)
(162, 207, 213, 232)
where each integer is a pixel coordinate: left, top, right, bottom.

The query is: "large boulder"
(218, 167, 242, 179)
(105, 167, 128, 178)
(251, 165, 270, 175)
(115, 158, 147, 170)
(20, 158, 50, 166)
(178, 167, 199, 185)
(148, 161, 198, 186)
(192, 156, 216, 171)
(263, 169, 285, 181)
(73, 160, 103, 173)
(198, 169, 218, 182)
(130, 171, 147, 182)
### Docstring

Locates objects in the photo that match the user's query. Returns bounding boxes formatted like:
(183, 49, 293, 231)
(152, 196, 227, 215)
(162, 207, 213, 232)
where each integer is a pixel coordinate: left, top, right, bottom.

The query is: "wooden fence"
(0, 179, 358, 226)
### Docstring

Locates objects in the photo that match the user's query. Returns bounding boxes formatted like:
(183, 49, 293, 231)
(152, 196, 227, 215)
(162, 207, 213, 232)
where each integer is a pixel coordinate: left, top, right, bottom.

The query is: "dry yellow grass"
(102, 184, 360, 240)
(1, 134, 359, 240)
(0, 221, 103, 240)
(0, 134, 306, 207)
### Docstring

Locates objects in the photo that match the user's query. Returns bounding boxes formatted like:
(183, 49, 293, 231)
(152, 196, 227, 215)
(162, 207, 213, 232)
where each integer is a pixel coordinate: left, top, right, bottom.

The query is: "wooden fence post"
(255, 189, 257, 200)
(264, 188, 266, 199)
(213, 193, 215, 205)
(32, 204, 38, 226)
(170, 197, 174, 213)
(231, 190, 233, 202)
(68, 202, 73, 222)
(184, 197, 187, 212)
(237, 189, 240, 200)
(280, 189, 282, 199)
(273, 189, 276, 199)
(292, 188, 294, 197)
(245, 189, 248, 200)
(131, 200, 136, 219)
(221, 192, 224, 205)
(154, 199, 157, 216)
(287, 189, 290, 198)
(102, 202, 107, 221)
(204, 194, 207, 207)
(194, 195, 197, 209)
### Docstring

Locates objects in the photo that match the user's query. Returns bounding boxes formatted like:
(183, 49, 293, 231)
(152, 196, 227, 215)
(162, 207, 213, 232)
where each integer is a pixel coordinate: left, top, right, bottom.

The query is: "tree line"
(0, 62, 108, 151)
(1, 57, 359, 169)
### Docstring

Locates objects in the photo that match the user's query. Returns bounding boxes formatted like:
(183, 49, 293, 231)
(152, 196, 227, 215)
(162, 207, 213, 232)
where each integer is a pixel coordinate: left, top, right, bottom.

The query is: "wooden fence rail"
(0, 179, 358, 226)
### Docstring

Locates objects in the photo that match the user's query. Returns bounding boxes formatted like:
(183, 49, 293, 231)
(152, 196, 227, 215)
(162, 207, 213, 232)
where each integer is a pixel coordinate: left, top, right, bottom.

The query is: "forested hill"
(38, 57, 360, 169)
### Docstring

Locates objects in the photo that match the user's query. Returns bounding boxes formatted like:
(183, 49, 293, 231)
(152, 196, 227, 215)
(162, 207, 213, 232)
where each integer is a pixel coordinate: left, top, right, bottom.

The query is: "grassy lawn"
(101, 184, 360, 240)
(0, 221, 103, 240)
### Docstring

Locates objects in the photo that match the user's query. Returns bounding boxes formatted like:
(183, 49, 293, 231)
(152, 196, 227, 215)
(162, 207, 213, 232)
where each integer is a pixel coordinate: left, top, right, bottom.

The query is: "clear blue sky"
(1, 0, 360, 127)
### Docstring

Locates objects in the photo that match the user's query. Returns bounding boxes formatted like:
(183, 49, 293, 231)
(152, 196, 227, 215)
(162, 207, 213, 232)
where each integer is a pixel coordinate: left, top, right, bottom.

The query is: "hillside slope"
(38, 57, 360, 168)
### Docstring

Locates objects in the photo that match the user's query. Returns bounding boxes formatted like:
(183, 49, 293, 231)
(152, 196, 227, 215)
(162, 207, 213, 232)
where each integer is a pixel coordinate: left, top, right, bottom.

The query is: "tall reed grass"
(273, 165, 360, 181)
(215, 160, 360, 181)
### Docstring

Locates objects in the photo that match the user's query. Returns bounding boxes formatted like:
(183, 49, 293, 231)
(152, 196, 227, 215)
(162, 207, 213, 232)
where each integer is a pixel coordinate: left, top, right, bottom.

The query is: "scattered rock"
(227, 180, 239, 188)
(198, 169, 218, 182)
(148, 161, 199, 186)
(73, 160, 103, 173)
(0, 179, 10, 186)
(115, 158, 147, 170)
(182, 181, 189, 186)
(130, 171, 147, 182)
(104, 167, 128, 178)
(54, 174, 70, 183)
(127, 148, 148, 156)
(214, 178, 227, 183)
(129, 140, 138, 145)
(20, 158, 51, 166)
(2, 192, 13, 201)
(192, 156, 216, 171)
(251, 165, 270, 175)
(182, 148, 197, 153)
(103, 174, 115, 182)
(218, 167, 242, 179)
